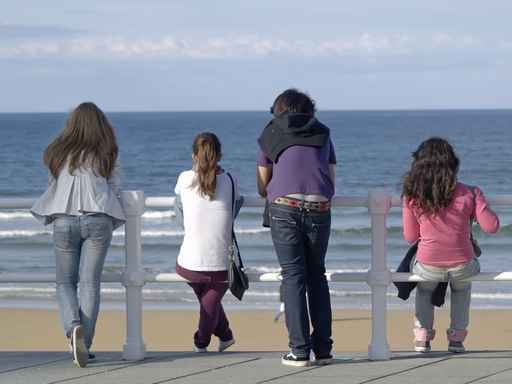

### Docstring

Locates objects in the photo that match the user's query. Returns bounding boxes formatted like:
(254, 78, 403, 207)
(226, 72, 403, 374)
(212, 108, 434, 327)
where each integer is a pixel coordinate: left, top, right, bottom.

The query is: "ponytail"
(192, 132, 222, 199)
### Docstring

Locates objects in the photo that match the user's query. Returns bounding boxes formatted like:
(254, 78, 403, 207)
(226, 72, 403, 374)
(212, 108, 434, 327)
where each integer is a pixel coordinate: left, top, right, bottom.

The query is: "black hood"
(258, 113, 330, 162)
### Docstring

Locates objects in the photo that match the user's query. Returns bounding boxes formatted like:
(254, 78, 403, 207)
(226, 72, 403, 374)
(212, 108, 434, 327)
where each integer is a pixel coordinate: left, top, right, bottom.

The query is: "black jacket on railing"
(394, 242, 448, 307)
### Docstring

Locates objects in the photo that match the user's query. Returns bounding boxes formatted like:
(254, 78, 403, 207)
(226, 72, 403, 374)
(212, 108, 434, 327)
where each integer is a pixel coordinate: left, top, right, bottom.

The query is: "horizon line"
(1, 107, 511, 114)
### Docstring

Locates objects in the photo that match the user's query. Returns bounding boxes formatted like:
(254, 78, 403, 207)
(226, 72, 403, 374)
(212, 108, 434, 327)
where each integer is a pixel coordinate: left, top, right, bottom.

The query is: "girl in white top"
(31, 102, 124, 368)
(174, 132, 238, 353)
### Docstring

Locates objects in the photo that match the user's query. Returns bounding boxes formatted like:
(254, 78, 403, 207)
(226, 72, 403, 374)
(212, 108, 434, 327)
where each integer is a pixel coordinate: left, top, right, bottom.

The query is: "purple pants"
(176, 264, 233, 348)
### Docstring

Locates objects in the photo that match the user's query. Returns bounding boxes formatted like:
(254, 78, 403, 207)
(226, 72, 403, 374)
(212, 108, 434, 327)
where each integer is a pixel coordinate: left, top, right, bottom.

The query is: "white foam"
(0, 286, 194, 297)
(246, 267, 369, 274)
(142, 210, 176, 219)
(244, 291, 280, 297)
(472, 293, 512, 300)
(235, 228, 270, 235)
(0, 210, 176, 220)
(246, 266, 280, 273)
(0, 211, 33, 220)
(0, 227, 266, 240)
(113, 228, 268, 238)
(0, 285, 511, 304)
(0, 229, 51, 238)
(330, 268, 369, 273)
(112, 230, 185, 237)
(0, 286, 55, 293)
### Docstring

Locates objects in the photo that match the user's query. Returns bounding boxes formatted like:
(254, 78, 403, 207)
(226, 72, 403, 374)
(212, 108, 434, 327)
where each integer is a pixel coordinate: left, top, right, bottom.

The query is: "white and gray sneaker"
(71, 325, 89, 368)
(281, 352, 310, 367)
(218, 338, 235, 352)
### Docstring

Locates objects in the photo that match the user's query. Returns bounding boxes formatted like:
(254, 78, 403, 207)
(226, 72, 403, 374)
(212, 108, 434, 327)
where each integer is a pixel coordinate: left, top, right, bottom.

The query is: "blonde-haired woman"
(31, 102, 125, 367)
(174, 132, 239, 353)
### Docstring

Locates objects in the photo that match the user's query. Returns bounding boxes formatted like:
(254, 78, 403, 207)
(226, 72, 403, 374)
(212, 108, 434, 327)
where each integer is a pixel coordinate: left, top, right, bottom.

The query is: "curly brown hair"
(402, 137, 460, 215)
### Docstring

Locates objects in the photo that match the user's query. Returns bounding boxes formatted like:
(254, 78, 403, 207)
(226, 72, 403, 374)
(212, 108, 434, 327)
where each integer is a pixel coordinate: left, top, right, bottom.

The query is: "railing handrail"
(3, 194, 512, 210)
(2, 271, 512, 284)
(2, 191, 512, 361)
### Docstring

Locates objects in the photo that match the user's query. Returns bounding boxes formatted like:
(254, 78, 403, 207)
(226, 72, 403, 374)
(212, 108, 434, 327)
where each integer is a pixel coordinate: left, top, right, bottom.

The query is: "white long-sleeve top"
(174, 169, 239, 271)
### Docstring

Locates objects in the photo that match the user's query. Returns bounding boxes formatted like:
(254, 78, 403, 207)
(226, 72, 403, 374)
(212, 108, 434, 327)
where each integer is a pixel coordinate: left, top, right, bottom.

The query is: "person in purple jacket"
(256, 89, 336, 367)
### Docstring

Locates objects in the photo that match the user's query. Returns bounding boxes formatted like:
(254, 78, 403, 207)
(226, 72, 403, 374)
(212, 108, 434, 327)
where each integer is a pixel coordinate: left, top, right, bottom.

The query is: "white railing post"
(367, 189, 392, 360)
(121, 191, 146, 360)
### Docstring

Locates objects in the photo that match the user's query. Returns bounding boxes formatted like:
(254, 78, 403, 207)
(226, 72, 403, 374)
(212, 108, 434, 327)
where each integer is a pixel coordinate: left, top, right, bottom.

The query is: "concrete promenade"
(1, 350, 512, 384)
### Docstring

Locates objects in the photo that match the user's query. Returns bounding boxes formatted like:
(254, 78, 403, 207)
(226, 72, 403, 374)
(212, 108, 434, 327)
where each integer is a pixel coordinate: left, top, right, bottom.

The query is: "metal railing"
(1, 191, 511, 361)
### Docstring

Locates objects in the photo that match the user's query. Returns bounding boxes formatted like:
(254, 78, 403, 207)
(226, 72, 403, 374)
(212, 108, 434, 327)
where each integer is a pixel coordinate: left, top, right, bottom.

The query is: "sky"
(1, 1, 511, 112)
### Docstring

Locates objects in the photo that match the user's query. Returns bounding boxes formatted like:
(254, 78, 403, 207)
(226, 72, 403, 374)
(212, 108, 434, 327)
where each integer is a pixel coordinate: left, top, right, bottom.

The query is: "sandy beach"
(2, 308, 511, 353)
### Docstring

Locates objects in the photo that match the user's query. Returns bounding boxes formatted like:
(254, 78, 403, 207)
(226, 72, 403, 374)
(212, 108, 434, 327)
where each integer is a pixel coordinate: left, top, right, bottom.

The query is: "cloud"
(0, 22, 83, 40)
(0, 32, 509, 60)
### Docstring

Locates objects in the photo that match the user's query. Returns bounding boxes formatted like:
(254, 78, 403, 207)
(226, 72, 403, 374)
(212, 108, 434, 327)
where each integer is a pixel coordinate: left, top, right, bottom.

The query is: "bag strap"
(469, 186, 477, 226)
(226, 172, 244, 268)
(226, 172, 236, 218)
(468, 186, 479, 244)
(469, 187, 476, 224)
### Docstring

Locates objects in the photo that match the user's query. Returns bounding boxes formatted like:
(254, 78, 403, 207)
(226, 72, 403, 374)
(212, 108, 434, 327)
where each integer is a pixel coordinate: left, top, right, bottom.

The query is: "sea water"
(1, 110, 511, 309)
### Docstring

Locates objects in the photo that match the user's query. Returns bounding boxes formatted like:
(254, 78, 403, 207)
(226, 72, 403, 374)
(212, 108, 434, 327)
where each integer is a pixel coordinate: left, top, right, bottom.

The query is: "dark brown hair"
(402, 137, 460, 215)
(44, 102, 118, 178)
(271, 88, 316, 115)
(193, 132, 222, 199)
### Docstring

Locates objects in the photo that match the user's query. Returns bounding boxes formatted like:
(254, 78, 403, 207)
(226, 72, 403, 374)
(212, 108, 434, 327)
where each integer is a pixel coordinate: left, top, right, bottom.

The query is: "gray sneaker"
(218, 338, 235, 352)
(414, 340, 431, 353)
(314, 353, 333, 366)
(448, 341, 465, 353)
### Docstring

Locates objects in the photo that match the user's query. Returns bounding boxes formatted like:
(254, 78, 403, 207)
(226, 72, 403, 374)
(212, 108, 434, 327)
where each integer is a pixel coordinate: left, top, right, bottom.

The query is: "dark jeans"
(270, 203, 333, 358)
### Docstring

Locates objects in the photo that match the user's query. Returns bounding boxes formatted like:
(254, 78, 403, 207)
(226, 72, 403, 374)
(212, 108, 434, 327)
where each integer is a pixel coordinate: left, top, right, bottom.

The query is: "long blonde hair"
(192, 132, 222, 199)
(43, 102, 118, 178)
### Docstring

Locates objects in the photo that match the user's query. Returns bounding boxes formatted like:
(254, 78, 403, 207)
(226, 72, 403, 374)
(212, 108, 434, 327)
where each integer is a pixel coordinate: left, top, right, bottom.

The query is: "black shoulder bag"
(226, 173, 249, 300)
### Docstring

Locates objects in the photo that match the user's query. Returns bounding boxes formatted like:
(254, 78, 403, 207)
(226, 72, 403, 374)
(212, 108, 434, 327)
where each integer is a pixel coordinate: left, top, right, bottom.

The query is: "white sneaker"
(414, 340, 431, 353)
(71, 325, 89, 368)
(218, 338, 235, 352)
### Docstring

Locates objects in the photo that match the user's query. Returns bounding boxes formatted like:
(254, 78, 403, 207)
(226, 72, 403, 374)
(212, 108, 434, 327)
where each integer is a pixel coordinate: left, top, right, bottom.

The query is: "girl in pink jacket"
(402, 137, 499, 353)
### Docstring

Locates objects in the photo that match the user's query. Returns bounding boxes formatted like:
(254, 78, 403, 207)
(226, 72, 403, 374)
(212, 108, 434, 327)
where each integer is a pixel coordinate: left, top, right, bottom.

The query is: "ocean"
(1, 110, 512, 310)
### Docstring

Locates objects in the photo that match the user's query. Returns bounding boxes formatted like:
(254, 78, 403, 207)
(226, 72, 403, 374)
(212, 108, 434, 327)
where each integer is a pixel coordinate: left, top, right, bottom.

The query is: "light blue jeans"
(53, 214, 113, 349)
(412, 257, 480, 342)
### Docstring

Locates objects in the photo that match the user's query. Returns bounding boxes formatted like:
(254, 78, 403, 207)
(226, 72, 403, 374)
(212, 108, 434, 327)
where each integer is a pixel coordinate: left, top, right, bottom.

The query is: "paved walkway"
(1, 350, 512, 384)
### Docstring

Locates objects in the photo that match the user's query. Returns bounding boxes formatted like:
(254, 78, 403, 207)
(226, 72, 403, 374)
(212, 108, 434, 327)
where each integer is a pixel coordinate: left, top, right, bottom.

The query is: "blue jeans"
(53, 214, 113, 349)
(269, 203, 333, 358)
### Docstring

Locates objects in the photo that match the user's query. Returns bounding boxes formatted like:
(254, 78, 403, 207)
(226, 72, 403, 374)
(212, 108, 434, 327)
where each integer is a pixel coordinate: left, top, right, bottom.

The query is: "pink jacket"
(402, 183, 499, 267)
